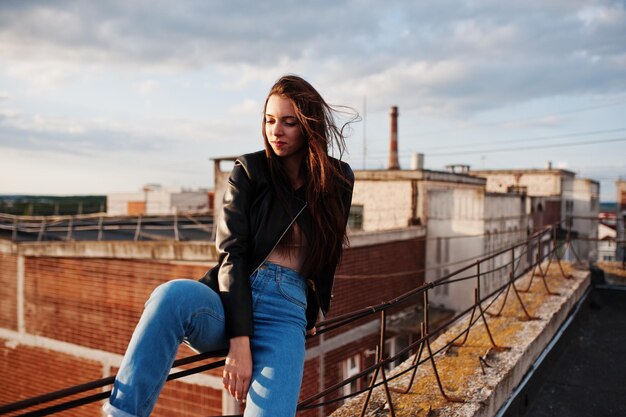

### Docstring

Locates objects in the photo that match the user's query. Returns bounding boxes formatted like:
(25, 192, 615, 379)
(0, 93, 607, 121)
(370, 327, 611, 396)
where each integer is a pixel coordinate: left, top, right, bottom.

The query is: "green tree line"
(0, 196, 106, 216)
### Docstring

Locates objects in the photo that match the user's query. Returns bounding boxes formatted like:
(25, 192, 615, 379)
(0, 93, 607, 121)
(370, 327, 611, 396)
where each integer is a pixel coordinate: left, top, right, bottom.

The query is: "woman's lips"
(272, 141, 286, 147)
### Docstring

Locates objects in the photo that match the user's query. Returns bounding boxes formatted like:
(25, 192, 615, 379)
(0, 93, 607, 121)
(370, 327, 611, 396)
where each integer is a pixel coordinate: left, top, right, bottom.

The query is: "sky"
(1, 1, 625, 201)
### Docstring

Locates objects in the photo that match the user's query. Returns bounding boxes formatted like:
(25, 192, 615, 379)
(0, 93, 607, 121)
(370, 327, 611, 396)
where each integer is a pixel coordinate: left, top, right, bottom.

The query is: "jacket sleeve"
(216, 161, 254, 338)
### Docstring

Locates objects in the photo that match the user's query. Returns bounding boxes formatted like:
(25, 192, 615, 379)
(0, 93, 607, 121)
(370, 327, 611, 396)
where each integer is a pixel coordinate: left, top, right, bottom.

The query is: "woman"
(103, 75, 354, 417)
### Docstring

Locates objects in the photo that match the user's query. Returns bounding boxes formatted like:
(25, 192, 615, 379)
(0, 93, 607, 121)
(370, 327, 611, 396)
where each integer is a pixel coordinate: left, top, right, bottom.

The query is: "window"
(436, 237, 442, 263)
(341, 354, 361, 399)
(348, 205, 364, 230)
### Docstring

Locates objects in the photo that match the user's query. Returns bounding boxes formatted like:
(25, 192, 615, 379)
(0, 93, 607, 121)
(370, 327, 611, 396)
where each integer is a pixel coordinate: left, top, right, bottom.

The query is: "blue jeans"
(103, 262, 308, 417)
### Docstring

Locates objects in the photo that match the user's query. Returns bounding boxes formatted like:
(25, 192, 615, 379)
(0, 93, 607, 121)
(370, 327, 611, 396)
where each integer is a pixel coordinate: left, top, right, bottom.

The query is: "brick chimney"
(388, 106, 400, 170)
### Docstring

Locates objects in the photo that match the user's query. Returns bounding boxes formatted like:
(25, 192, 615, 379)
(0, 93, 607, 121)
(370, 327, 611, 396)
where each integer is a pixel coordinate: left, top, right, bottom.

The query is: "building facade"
(470, 168, 600, 262)
(351, 169, 528, 313)
(107, 184, 213, 216)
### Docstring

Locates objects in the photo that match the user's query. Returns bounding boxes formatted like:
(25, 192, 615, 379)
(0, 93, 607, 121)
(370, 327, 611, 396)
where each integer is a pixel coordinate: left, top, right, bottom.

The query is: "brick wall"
(24, 257, 211, 355)
(0, 344, 221, 417)
(299, 357, 321, 417)
(0, 235, 425, 416)
(332, 238, 425, 317)
(145, 376, 222, 417)
(298, 236, 426, 416)
(0, 342, 102, 417)
(0, 253, 17, 330)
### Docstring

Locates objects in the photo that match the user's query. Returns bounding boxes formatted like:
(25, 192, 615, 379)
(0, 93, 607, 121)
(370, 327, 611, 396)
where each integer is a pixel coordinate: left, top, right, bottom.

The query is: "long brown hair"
(262, 74, 355, 278)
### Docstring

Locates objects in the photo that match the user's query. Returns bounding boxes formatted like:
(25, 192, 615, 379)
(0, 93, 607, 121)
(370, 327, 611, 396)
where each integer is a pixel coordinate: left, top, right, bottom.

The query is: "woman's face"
(265, 94, 306, 160)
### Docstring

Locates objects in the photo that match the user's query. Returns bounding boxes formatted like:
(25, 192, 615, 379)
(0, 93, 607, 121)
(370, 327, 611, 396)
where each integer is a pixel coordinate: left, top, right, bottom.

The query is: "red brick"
(0, 253, 17, 330)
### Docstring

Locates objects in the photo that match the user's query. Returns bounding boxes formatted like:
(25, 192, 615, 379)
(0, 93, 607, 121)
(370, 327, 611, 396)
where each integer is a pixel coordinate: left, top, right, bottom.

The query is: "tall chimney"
(388, 106, 400, 170)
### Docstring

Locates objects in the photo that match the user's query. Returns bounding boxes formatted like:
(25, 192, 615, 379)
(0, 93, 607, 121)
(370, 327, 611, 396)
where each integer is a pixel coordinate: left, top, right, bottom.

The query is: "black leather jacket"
(200, 150, 354, 338)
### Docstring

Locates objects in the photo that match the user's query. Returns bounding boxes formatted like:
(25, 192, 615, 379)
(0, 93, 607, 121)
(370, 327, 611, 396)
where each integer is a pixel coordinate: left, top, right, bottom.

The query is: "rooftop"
(331, 261, 591, 417)
(354, 169, 486, 185)
(469, 168, 577, 177)
(501, 284, 626, 417)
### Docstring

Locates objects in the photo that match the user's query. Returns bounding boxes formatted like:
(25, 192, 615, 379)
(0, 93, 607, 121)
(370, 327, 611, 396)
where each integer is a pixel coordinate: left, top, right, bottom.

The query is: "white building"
(482, 192, 529, 297)
(598, 220, 617, 261)
(470, 166, 600, 262)
(107, 184, 213, 216)
(565, 178, 600, 260)
(351, 168, 529, 312)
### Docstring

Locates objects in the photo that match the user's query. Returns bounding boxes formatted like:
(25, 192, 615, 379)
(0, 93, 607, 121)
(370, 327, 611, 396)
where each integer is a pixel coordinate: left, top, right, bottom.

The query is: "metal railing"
(0, 212, 214, 242)
(0, 219, 593, 416)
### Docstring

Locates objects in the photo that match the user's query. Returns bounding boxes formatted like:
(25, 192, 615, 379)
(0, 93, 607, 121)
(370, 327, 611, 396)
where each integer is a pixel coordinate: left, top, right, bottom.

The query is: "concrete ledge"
(474, 268, 589, 417)
(0, 240, 218, 261)
(349, 226, 425, 248)
(331, 262, 590, 417)
(1, 227, 427, 259)
(0, 239, 16, 255)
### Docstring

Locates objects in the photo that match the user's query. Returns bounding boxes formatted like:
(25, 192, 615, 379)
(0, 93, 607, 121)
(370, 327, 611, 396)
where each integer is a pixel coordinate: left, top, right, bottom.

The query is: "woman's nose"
(272, 123, 282, 136)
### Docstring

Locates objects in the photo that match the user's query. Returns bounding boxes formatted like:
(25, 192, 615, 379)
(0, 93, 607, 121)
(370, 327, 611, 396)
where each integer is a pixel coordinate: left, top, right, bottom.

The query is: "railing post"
(487, 248, 515, 318)
(565, 216, 583, 264)
(537, 232, 543, 263)
(476, 261, 481, 301)
(379, 310, 395, 417)
(424, 288, 462, 402)
(97, 215, 104, 241)
(134, 216, 142, 241)
(174, 212, 179, 241)
(515, 253, 539, 319)
(359, 309, 395, 417)
(390, 292, 426, 394)
(12, 216, 18, 242)
(66, 217, 73, 241)
(37, 218, 46, 241)
(511, 246, 515, 276)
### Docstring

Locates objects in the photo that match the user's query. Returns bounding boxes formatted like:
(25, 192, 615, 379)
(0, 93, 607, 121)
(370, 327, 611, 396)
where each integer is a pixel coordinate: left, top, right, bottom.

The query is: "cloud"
(500, 115, 567, 130)
(229, 98, 261, 117)
(0, 99, 167, 155)
(136, 79, 159, 96)
(0, 0, 625, 116)
(0, 100, 260, 158)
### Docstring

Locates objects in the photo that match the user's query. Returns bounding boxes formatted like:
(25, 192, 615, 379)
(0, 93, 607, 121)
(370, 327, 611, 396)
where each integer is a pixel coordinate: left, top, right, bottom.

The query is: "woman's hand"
(223, 336, 253, 402)
(307, 326, 317, 336)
